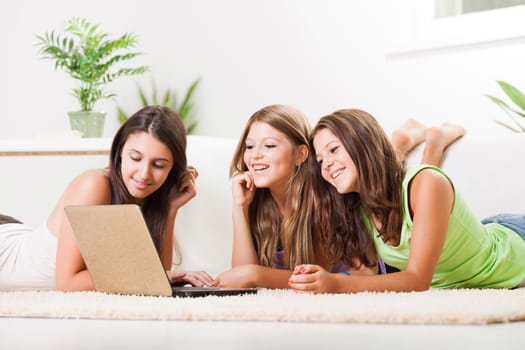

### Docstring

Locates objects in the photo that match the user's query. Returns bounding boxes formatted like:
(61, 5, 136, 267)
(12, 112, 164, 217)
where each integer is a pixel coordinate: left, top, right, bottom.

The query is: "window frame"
(386, 1, 525, 57)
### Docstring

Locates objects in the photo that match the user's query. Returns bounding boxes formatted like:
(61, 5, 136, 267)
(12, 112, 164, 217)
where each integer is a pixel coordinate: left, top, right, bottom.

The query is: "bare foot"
(422, 123, 466, 166)
(391, 119, 426, 163)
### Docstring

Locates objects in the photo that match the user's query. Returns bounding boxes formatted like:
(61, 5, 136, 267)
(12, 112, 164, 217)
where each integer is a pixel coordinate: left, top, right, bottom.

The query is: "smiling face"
(120, 132, 174, 202)
(243, 122, 299, 194)
(313, 128, 359, 194)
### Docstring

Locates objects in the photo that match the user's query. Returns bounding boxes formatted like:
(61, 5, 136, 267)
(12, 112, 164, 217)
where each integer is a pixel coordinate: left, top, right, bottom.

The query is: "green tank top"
(373, 164, 525, 288)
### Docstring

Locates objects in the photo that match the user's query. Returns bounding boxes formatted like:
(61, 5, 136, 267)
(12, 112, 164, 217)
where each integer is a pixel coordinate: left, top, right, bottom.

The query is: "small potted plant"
(35, 18, 148, 137)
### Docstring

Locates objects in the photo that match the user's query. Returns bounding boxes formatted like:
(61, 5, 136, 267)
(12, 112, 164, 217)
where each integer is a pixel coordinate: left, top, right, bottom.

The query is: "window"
(435, 0, 525, 17)
(386, 0, 525, 57)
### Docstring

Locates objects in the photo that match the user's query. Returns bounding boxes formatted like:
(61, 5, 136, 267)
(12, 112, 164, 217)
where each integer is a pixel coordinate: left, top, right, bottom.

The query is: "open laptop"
(64, 204, 257, 298)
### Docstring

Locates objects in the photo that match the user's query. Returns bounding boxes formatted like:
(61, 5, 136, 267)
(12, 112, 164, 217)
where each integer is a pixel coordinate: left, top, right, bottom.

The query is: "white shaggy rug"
(1, 288, 525, 325)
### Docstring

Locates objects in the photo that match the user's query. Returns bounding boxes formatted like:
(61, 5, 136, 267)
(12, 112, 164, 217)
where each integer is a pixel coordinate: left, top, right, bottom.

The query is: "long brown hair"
(230, 104, 316, 268)
(310, 109, 405, 268)
(109, 106, 187, 257)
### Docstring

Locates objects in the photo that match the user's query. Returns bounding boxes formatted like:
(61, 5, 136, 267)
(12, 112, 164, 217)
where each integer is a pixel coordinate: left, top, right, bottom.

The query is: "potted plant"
(486, 81, 525, 133)
(117, 78, 200, 134)
(35, 18, 148, 137)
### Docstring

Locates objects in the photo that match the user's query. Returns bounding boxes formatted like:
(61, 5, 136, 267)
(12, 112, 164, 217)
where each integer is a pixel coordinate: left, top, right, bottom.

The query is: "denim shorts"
(481, 214, 525, 241)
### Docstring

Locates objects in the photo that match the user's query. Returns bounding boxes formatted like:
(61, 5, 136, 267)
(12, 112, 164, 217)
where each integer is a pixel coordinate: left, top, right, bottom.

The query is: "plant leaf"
(186, 121, 198, 134)
(486, 94, 525, 118)
(151, 80, 158, 105)
(180, 78, 200, 113)
(138, 84, 148, 106)
(486, 94, 525, 132)
(493, 119, 521, 133)
(179, 104, 193, 120)
(496, 80, 525, 114)
(170, 91, 178, 111)
(162, 89, 171, 106)
(117, 106, 128, 123)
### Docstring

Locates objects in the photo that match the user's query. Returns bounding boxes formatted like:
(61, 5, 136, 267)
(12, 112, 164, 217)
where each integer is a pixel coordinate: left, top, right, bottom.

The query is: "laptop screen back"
(64, 204, 173, 297)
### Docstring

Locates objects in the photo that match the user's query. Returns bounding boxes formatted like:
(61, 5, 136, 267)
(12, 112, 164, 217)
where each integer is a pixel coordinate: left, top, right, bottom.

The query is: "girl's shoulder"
(78, 168, 109, 179)
(404, 165, 452, 188)
(62, 168, 111, 204)
(406, 166, 455, 217)
(410, 168, 452, 192)
(404, 165, 455, 210)
(73, 168, 110, 186)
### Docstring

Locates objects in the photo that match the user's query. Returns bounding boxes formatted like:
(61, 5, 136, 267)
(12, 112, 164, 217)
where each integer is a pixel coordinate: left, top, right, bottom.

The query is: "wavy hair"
(230, 104, 316, 268)
(310, 109, 405, 268)
(109, 106, 187, 259)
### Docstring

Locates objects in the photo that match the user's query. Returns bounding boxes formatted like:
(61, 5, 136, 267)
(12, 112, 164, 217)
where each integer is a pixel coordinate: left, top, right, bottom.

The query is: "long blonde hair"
(230, 104, 316, 268)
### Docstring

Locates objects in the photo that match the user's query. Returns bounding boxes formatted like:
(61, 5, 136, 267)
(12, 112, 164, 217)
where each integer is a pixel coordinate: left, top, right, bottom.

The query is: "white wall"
(2, 0, 525, 139)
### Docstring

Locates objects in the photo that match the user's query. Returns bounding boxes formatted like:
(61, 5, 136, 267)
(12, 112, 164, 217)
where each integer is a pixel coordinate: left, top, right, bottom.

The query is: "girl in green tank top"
(288, 109, 525, 293)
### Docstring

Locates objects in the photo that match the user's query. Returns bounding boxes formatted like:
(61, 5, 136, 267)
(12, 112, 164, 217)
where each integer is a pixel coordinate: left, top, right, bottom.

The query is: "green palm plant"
(118, 78, 200, 134)
(35, 17, 148, 112)
(486, 81, 525, 133)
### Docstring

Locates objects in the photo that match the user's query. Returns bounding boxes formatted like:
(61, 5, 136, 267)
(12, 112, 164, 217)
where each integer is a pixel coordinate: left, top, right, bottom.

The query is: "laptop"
(64, 204, 257, 298)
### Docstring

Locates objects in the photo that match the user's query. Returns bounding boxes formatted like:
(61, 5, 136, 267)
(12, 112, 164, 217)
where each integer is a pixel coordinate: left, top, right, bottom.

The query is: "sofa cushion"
(174, 135, 238, 276)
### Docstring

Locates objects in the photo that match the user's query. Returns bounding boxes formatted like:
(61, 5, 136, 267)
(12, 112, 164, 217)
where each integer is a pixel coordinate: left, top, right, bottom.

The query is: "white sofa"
(1, 131, 524, 277)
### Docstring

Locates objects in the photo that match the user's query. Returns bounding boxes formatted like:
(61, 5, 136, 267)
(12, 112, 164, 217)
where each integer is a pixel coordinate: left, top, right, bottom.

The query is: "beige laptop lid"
(64, 204, 173, 297)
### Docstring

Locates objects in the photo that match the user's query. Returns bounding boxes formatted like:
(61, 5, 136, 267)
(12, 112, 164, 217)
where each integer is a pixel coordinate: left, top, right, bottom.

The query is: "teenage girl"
(289, 108, 525, 293)
(0, 106, 214, 291)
